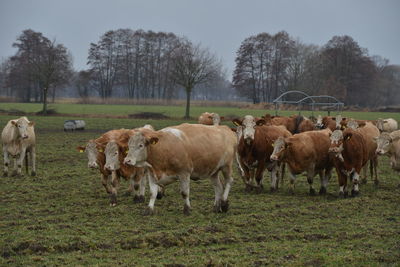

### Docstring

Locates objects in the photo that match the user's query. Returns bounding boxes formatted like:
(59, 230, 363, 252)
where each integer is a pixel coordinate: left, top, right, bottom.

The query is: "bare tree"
(170, 40, 221, 118)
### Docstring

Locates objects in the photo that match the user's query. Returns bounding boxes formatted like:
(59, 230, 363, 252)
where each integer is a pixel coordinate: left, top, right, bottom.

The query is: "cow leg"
(279, 162, 286, 188)
(220, 165, 234, 213)
(351, 171, 360, 197)
(16, 148, 27, 176)
(146, 173, 159, 215)
(30, 147, 36, 176)
(101, 173, 112, 194)
(235, 152, 245, 181)
(270, 165, 279, 192)
(361, 164, 368, 184)
(338, 171, 348, 198)
(307, 169, 316, 196)
(319, 168, 331, 195)
(242, 165, 253, 192)
(254, 162, 266, 193)
(131, 177, 142, 203)
(372, 157, 379, 186)
(179, 174, 191, 215)
(210, 173, 224, 213)
(139, 173, 147, 201)
(288, 170, 297, 195)
(109, 171, 120, 206)
(3, 148, 9, 177)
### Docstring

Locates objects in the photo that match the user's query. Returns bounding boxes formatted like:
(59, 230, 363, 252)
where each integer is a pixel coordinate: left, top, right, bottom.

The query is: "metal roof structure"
(272, 90, 344, 116)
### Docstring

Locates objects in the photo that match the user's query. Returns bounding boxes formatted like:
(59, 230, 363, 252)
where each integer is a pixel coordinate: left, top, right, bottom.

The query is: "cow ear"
(256, 119, 266, 126)
(11, 121, 17, 126)
(332, 117, 336, 121)
(383, 120, 388, 123)
(208, 116, 213, 119)
(345, 133, 352, 140)
(220, 116, 224, 120)
(146, 137, 158, 145)
(232, 119, 242, 126)
(28, 121, 35, 126)
(230, 128, 237, 132)
(77, 146, 86, 153)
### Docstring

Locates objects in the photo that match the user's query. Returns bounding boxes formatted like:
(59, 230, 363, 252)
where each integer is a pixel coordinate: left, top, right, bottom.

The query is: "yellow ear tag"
(98, 149, 103, 152)
(271, 143, 275, 147)
(125, 149, 129, 154)
(346, 136, 351, 140)
(150, 140, 157, 145)
(233, 121, 239, 126)
(79, 150, 84, 153)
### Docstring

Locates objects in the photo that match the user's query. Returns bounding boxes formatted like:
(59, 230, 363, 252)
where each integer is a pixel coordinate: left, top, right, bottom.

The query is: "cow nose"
(88, 163, 98, 169)
(270, 155, 278, 161)
(22, 135, 28, 139)
(124, 158, 132, 165)
(105, 165, 114, 171)
(376, 150, 384, 155)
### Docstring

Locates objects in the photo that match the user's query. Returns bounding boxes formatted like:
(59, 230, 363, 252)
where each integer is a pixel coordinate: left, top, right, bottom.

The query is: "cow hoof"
(374, 180, 379, 186)
(309, 188, 316, 196)
(3, 172, 8, 177)
(30, 171, 36, 177)
(183, 205, 191, 216)
(133, 195, 142, 203)
(255, 186, 263, 194)
(110, 194, 117, 206)
(156, 192, 164, 199)
(351, 189, 359, 197)
(338, 191, 345, 199)
(123, 191, 131, 197)
(221, 200, 229, 213)
(144, 207, 155, 216)
(344, 191, 349, 198)
(319, 187, 327, 195)
(361, 179, 367, 184)
(11, 171, 18, 177)
(245, 184, 253, 192)
(270, 187, 277, 193)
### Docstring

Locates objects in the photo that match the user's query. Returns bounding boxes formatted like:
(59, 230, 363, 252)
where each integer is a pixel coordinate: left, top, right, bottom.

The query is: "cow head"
(270, 137, 287, 161)
(11, 117, 34, 139)
(78, 140, 102, 169)
(124, 132, 158, 167)
(328, 130, 345, 162)
(104, 141, 122, 171)
(376, 119, 386, 132)
(315, 115, 324, 129)
(233, 115, 265, 145)
(211, 113, 221, 125)
(375, 132, 393, 155)
(347, 120, 359, 130)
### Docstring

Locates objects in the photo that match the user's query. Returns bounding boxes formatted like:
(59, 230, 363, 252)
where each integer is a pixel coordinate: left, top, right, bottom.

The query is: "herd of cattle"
(1, 114, 399, 215)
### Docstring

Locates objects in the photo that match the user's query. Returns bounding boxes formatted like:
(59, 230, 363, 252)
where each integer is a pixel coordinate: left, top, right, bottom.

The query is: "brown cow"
(270, 129, 333, 195)
(233, 115, 292, 192)
(298, 117, 316, 132)
(198, 112, 223, 125)
(78, 129, 145, 206)
(123, 123, 237, 215)
(329, 129, 369, 197)
(315, 115, 341, 131)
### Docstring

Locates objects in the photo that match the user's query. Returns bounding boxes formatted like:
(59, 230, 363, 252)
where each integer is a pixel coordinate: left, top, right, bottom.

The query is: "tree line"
(0, 29, 399, 115)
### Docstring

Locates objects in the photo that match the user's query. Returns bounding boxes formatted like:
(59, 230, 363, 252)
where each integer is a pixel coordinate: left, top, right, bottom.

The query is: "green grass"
(1, 102, 399, 122)
(0, 106, 399, 266)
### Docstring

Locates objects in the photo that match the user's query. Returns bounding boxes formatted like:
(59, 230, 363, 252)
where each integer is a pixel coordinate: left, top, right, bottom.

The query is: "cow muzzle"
(376, 149, 384, 155)
(124, 158, 136, 166)
(88, 162, 98, 169)
(270, 154, 278, 161)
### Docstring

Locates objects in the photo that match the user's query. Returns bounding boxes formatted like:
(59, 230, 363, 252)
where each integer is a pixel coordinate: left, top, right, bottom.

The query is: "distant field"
(0, 104, 399, 266)
(1, 102, 400, 122)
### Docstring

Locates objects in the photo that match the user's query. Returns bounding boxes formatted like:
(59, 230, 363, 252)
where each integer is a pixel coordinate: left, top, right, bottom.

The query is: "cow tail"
(295, 115, 304, 134)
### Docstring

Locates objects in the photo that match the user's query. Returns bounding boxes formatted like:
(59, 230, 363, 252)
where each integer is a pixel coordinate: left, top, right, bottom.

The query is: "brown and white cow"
(78, 129, 146, 206)
(375, 130, 400, 173)
(270, 129, 333, 195)
(315, 115, 341, 131)
(2, 117, 36, 177)
(329, 129, 370, 197)
(233, 115, 292, 192)
(123, 123, 237, 215)
(198, 112, 223, 125)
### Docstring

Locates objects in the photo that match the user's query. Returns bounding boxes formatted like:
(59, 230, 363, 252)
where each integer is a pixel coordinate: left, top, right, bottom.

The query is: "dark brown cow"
(329, 129, 369, 197)
(270, 129, 333, 195)
(233, 115, 292, 192)
(263, 114, 305, 134)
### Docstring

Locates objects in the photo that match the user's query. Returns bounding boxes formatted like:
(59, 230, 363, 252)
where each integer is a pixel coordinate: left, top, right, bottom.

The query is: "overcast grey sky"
(1, 0, 399, 78)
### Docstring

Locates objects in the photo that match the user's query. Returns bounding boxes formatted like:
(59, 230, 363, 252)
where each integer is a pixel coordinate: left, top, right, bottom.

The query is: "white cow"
(376, 118, 398, 133)
(2, 117, 36, 176)
(376, 130, 400, 172)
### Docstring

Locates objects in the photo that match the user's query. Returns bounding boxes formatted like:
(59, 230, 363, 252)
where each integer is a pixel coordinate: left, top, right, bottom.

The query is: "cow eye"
(139, 144, 144, 148)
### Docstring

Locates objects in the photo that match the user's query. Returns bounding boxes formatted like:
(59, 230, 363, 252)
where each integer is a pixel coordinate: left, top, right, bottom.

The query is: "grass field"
(0, 104, 399, 266)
